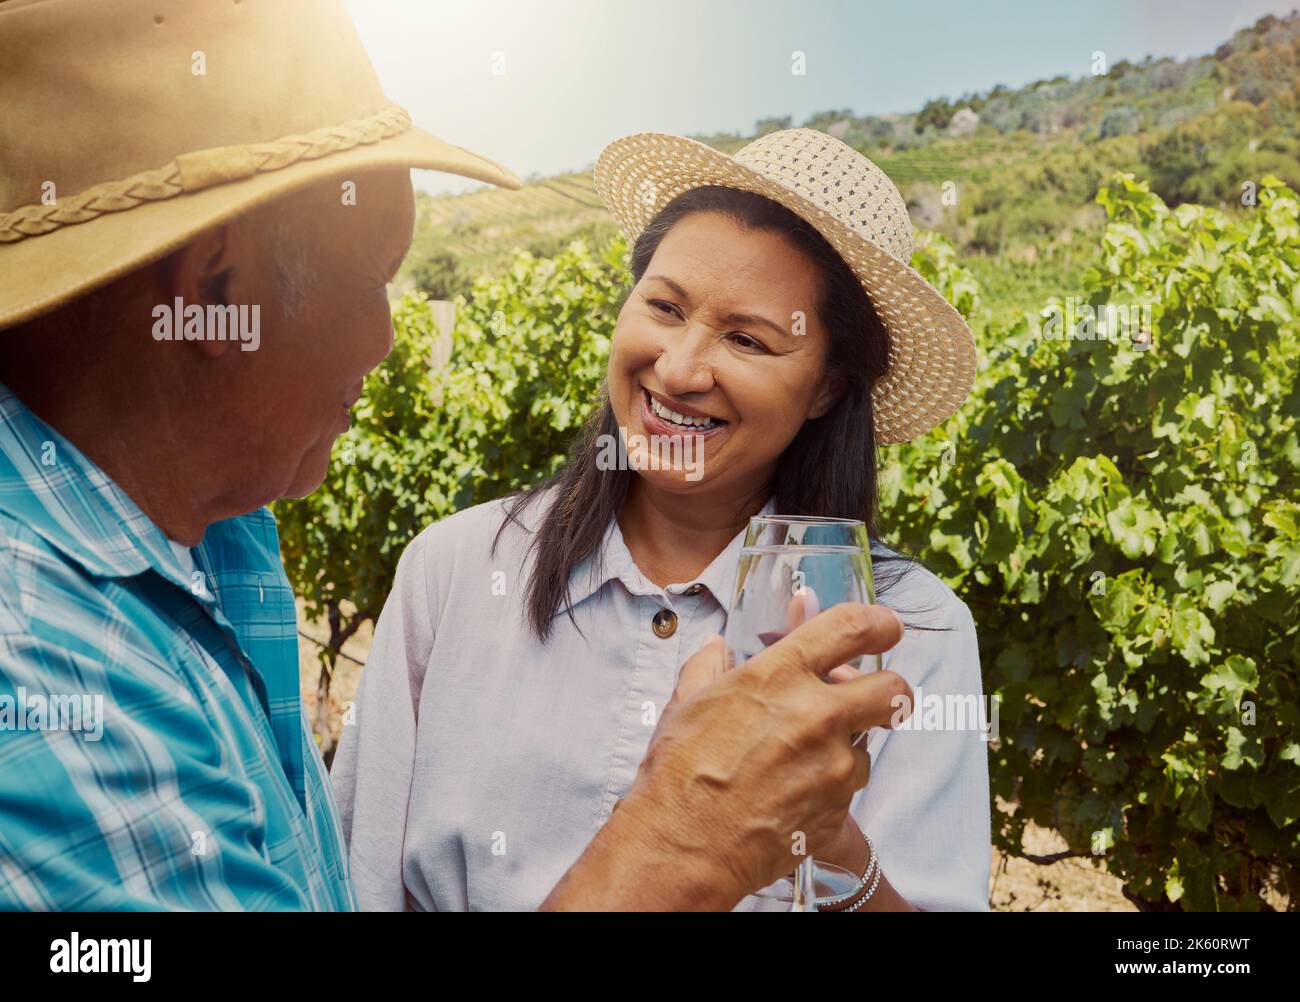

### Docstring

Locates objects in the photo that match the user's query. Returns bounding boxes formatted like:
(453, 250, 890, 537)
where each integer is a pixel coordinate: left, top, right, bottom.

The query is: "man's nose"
(654, 325, 716, 396)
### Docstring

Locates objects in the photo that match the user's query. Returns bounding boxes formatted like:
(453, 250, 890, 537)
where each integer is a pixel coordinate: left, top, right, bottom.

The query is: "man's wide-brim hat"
(594, 129, 978, 444)
(0, 0, 522, 332)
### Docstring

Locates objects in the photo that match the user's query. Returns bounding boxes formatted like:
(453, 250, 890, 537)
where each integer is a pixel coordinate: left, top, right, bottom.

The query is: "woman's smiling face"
(609, 210, 843, 496)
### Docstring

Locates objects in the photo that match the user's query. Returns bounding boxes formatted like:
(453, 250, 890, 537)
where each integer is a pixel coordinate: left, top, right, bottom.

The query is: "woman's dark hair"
(496, 184, 927, 642)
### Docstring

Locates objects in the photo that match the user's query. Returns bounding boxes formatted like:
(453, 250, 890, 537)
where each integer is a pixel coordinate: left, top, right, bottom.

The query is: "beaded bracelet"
(817, 830, 884, 912)
(844, 855, 885, 911)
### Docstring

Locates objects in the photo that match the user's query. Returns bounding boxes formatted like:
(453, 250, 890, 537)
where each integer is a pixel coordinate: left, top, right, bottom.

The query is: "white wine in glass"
(724, 515, 883, 912)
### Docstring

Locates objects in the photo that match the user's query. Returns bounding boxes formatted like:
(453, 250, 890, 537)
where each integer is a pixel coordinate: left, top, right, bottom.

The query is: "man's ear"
(153, 224, 243, 358)
(808, 373, 847, 420)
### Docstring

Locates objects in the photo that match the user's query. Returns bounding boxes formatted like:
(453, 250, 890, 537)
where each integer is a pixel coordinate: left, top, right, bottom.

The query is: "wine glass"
(751, 860, 863, 911)
(723, 515, 883, 912)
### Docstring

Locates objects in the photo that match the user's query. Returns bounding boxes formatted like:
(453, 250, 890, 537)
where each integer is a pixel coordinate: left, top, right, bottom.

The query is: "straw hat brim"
(593, 132, 977, 445)
(0, 126, 522, 332)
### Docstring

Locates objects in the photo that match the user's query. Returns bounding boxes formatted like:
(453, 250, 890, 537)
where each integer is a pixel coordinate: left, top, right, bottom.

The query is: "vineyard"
(278, 12, 1300, 911)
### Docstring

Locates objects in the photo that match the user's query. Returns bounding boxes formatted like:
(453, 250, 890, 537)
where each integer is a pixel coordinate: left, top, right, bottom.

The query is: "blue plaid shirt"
(0, 385, 355, 910)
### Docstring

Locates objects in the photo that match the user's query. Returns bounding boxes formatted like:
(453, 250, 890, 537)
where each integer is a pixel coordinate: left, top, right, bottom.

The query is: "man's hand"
(540, 602, 910, 911)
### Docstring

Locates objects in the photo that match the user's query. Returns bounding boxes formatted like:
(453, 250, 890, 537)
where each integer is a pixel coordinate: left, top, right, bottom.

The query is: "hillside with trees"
(400, 11, 1300, 323)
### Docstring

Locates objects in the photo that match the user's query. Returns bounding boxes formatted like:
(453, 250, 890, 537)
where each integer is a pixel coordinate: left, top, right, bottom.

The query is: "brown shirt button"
(651, 608, 678, 638)
(684, 584, 704, 596)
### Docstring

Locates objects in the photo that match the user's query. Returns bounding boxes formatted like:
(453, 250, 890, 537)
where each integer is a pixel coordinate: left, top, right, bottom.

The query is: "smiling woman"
(509, 184, 895, 635)
(330, 129, 991, 913)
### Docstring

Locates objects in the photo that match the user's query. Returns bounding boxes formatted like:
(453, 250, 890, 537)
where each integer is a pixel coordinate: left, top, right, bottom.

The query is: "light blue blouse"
(330, 487, 991, 911)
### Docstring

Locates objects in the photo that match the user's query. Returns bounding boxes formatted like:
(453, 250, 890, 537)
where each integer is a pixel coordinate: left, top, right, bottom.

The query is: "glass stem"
(792, 857, 817, 912)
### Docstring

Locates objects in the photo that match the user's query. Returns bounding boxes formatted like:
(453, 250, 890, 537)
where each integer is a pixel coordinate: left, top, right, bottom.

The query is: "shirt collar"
(0, 383, 204, 596)
(563, 496, 777, 614)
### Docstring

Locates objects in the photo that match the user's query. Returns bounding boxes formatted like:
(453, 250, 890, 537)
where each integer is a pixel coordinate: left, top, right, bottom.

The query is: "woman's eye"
(649, 300, 679, 317)
(728, 332, 766, 352)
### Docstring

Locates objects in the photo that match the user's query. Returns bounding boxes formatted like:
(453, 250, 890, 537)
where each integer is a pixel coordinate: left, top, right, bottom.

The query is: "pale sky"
(341, 0, 1298, 195)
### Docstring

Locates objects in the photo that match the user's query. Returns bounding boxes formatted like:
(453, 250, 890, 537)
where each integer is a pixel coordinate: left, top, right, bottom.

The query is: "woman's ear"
(808, 373, 847, 420)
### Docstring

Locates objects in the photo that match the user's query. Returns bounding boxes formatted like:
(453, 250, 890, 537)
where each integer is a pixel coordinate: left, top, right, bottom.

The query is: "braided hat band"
(0, 0, 522, 334)
(0, 105, 413, 244)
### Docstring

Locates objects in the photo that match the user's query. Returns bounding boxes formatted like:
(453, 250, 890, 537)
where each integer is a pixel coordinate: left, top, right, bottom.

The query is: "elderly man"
(0, 0, 909, 910)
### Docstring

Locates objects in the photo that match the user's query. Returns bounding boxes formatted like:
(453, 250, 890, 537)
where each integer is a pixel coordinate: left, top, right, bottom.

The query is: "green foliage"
(1145, 101, 1300, 207)
(880, 174, 1300, 910)
(1098, 106, 1139, 139)
(421, 237, 623, 507)
(396, 191, 476, 300)
(523, 219, 620, 261)
(403, 245, 469, 301)
(914, 97, 957, 134)
(754, 115, 793, 136)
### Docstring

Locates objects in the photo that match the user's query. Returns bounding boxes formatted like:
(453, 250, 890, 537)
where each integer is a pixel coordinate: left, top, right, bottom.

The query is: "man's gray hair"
(243, 204, 320, 320)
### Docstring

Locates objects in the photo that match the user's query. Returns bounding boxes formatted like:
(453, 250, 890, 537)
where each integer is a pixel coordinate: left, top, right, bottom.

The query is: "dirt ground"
(297, 603, 1140, 911)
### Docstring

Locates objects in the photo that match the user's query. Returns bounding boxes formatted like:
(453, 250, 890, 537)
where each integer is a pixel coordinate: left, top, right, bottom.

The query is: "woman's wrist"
(818, 830, 920, 913)
(818, 815, 871, 874)
(817, 827, 877, 912)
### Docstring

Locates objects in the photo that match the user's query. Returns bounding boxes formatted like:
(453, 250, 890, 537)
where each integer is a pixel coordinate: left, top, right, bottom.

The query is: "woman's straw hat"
(594, 129, 978, 444)
(0, 0, 522, 332)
